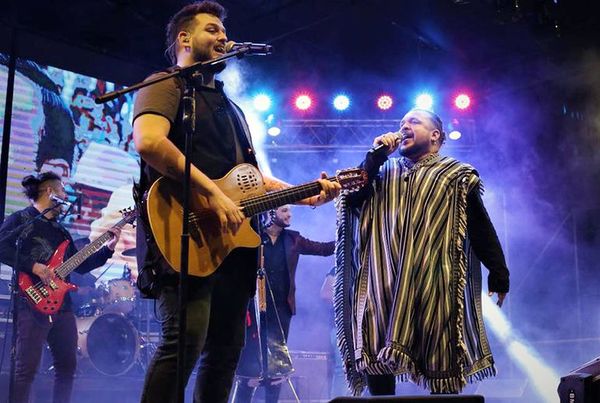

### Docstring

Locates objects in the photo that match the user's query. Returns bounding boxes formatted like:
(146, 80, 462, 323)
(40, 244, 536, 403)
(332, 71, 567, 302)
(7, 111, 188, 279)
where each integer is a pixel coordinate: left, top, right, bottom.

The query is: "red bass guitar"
(17, 208, 136, 315)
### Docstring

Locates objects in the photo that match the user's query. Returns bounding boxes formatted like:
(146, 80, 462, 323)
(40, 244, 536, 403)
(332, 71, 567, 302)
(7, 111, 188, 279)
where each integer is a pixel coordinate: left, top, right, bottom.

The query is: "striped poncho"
(334, 154, 496, 395)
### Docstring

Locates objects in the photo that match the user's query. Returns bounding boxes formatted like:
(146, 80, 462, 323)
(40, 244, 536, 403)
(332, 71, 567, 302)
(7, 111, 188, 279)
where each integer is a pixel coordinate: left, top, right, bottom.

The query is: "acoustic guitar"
(145, 163, 366, 277)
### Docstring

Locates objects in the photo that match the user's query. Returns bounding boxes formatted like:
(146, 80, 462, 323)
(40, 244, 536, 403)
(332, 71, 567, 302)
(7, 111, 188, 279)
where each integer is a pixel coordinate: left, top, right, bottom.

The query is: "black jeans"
(14, 299, 78, 403)
(140, 248, 256, 403)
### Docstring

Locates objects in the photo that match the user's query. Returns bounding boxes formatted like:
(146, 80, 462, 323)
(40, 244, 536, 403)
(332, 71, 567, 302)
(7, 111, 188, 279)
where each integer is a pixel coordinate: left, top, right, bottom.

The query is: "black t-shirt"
(132, 70, 259, 294)
(262, 233, 290, 304)
(133, 71, 256, 182)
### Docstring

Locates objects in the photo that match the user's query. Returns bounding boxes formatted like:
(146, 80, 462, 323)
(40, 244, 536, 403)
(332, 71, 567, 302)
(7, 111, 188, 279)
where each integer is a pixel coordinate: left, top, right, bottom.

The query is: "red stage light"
(454, 94, 471, 110)
(377, 95, 393, 111)
(294, 94, 313, 111)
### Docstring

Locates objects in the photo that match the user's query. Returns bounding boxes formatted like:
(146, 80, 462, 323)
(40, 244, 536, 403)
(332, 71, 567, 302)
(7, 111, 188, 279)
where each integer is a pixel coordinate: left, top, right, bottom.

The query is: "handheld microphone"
(49, 194, 72, 208)
(368, 133, 400, 156)
(225, 41, 273, 55)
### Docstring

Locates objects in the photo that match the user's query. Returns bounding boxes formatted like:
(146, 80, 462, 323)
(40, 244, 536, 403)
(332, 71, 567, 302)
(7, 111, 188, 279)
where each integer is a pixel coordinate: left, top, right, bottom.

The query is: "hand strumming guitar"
(203, 187, 245, 235)
(32, 262, 55, 286)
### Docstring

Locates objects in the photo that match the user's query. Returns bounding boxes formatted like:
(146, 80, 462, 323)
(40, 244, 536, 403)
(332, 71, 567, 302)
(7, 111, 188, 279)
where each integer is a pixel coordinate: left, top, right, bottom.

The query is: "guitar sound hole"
(236, 174, 259, 194)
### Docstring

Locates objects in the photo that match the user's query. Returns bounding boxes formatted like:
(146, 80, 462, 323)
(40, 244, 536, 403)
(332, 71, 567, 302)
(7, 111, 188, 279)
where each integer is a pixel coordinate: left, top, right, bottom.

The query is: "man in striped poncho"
(334, 109, 509, 396)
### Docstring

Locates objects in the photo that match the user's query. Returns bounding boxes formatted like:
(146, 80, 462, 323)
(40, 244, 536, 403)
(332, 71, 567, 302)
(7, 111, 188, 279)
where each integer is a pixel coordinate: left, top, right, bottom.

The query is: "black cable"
(0, 279, 14, 374)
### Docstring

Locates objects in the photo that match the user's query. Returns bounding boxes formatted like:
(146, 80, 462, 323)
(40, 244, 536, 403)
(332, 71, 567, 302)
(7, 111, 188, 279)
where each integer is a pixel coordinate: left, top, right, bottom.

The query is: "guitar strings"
(183, 175, 354, 223)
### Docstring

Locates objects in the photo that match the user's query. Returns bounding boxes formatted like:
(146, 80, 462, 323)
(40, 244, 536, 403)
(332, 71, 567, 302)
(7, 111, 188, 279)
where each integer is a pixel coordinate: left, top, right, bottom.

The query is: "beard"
(273, 217, 290, 228)
(192, 47, 227, 73)
(399, 141, 429, 159)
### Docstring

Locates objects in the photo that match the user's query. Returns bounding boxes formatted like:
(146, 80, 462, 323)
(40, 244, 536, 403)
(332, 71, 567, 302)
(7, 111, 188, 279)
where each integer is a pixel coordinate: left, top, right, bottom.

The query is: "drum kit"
(73, 251, 157, 377)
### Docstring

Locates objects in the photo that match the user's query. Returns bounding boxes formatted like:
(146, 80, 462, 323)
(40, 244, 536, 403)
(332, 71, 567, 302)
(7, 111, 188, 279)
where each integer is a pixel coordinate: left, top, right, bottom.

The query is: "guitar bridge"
(25, 287, 42, 303)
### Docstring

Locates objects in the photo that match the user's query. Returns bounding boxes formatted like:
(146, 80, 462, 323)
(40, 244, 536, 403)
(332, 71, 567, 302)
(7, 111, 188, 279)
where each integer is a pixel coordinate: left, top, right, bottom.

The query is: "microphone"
(50, 194, 72, 208)
(225, 41, 273, 55)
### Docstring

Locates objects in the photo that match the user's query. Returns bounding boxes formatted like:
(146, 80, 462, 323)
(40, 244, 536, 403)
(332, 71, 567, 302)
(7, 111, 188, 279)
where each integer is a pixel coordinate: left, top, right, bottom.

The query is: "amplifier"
(276, 350, 331, 402)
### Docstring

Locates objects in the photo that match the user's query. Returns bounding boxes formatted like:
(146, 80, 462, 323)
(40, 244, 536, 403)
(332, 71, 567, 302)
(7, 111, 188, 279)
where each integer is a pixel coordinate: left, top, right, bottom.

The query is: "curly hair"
(165, 1, 227, 64)
(21, 171, 61, 201)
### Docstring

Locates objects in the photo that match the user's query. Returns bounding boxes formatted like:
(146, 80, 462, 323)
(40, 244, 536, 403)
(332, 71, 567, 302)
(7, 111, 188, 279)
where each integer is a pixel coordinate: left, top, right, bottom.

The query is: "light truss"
(263, 119, 476, 152)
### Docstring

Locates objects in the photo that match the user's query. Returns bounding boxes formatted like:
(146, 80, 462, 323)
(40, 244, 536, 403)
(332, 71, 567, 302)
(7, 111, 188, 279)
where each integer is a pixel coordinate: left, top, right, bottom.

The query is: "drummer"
(70, 271, 102, 317)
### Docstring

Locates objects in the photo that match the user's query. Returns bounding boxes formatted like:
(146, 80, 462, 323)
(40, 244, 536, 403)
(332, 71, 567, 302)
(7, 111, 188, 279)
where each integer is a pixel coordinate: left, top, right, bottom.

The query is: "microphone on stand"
(225, 41, 273, 55)
(49, 194, 72, 208)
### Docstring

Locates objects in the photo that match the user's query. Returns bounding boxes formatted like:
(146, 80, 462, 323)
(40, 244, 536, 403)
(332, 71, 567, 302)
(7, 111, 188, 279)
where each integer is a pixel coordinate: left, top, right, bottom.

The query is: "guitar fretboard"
(240, 179, 337, 216)
(54, 216, 130, 279)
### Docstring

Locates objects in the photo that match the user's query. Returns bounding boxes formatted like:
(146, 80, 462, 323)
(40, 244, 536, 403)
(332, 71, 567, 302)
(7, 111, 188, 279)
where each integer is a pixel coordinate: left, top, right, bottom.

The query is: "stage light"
(447, 118, 463, 141)
(267, 126, 281, 137)
(252, 93, 272, 112)
(483, 297, 560, 403)
(265, 113, 280, 136)
(448, 130, 462, 140)
(415, 93, 434, 110)
(376, 95, 393, 111)
(294, 94, 313, 111)
(333, 94, 350, 111)
(454, 93, 471, 110)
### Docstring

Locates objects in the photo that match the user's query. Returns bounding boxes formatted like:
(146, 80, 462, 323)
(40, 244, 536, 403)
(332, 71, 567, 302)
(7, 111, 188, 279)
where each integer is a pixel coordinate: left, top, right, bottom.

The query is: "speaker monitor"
(275, 350, 330, 401)
(558, 356, 600, 403)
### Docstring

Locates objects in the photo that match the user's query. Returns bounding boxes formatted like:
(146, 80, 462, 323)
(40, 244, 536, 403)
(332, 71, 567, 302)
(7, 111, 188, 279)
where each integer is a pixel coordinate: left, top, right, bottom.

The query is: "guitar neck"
(240, 179, 336, 216)
(54, 217, 127, 279)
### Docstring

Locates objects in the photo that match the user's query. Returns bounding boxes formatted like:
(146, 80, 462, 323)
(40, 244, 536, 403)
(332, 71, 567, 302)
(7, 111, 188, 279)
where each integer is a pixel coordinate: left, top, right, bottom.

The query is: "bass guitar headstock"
(119, 207, 138, 227)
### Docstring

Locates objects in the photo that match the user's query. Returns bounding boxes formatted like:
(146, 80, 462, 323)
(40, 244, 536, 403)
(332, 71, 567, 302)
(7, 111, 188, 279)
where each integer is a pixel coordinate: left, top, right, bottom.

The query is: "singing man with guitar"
(0, 172, 122, 403)
(132, 3, 341, 402)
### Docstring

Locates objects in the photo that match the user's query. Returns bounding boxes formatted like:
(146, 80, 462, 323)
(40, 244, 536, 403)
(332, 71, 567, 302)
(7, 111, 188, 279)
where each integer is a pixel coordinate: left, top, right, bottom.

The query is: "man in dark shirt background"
(232, 205, 335, 403)
(0, 172, 120, 403)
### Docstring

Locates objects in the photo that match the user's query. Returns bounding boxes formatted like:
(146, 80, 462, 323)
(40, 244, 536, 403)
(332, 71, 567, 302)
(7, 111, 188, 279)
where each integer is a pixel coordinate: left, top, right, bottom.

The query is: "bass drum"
(77, 313, 139, 376)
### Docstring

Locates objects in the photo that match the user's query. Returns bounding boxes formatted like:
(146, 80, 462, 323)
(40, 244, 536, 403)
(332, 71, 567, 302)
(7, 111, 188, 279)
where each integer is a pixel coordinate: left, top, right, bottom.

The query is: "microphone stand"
(0, 204, 60, 403)
(95, 44, 266, 403)
(256, 244, 268, 384)
(253, 242, 299, 402)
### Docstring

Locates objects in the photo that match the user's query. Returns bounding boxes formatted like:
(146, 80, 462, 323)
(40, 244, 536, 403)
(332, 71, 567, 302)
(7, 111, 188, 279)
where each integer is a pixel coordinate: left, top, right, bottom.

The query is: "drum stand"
(230, 244, 299, 403)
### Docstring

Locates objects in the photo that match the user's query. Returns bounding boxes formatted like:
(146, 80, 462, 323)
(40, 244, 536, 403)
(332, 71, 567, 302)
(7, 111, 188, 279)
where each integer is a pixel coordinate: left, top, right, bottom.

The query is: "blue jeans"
(140, 248, 257, 403)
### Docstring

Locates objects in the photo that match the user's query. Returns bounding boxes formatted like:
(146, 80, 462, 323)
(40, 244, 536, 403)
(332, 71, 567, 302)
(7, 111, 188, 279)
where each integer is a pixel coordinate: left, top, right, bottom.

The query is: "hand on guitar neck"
(305, 171, 341, 208)
(105, 227, 123, 251)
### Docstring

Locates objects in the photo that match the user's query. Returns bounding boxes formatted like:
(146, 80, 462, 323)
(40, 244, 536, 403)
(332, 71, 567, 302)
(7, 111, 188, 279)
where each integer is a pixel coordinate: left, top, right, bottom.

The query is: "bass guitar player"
(0, 172, 122, 403)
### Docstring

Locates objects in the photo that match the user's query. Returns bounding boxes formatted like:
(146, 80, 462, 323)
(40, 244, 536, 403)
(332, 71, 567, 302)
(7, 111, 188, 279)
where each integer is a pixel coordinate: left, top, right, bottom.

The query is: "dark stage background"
(1, 1, 600, 402)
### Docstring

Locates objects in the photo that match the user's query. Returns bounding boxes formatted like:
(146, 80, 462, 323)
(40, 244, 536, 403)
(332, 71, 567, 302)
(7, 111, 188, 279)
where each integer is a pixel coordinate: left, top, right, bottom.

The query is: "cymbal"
(122, 248, 137, 257)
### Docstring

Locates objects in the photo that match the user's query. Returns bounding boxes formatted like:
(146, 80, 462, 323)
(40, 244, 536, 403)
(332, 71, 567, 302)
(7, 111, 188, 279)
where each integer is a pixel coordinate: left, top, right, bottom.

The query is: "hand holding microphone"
(370, 132, 401, 156)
